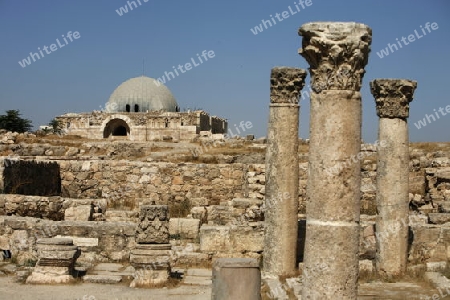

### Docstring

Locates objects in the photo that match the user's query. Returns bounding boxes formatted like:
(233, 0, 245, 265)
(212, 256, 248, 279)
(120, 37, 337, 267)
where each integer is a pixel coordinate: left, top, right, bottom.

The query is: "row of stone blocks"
(25, 205, 173, 287)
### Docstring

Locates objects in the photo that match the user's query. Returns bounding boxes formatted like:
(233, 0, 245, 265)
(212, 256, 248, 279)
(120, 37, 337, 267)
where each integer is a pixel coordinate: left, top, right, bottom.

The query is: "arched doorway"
(103, 119, 131, 139)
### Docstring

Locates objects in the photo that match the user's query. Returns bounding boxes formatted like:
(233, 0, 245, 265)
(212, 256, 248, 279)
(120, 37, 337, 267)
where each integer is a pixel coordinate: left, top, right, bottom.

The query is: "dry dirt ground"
(0, 277, 446, 300)
(0, 277, 211, 300)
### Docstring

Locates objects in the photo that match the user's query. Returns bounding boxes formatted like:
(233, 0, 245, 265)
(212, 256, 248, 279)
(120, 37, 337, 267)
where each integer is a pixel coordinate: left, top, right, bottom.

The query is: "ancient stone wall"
(58, 160, 248, 209)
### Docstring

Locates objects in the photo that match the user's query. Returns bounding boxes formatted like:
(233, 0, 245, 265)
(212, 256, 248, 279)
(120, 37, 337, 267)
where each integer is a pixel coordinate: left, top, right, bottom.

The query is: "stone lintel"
(298, 22, 372, 92)
(270, 67, 307, 104)
(370, 79, 417, 119)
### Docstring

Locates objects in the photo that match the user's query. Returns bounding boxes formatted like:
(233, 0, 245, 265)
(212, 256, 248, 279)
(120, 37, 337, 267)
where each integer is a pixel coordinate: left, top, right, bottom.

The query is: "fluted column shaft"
(299, 22, 372, 299)
(370, 79, 417, 277)
(263, 67, 307, 276)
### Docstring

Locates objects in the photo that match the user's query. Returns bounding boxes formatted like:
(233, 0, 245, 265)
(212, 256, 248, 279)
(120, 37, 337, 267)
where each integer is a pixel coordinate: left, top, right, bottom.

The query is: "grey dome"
(107, 76, 178, 112)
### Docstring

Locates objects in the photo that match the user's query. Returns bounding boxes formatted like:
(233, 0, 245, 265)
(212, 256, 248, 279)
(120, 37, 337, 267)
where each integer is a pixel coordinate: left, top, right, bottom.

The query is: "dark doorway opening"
(113, 126, 127, 136)
(103, 119, 131, 139)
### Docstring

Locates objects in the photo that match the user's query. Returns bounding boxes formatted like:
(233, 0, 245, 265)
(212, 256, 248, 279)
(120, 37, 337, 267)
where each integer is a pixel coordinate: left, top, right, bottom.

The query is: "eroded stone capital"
(270, 67, 307, 104)
(370, 79, 417, 119)
(298, 22, 372, 92)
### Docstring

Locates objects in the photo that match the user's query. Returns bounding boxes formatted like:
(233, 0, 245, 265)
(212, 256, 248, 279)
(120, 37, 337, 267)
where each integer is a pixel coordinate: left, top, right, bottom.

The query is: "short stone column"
(370, 79, 417, 277)
(263, 67, 307, 277)
(298, 22, 372, 299)
(212, 258, 261, 300)
(26, 238, 78, 284)
(130, 205, 172, 287)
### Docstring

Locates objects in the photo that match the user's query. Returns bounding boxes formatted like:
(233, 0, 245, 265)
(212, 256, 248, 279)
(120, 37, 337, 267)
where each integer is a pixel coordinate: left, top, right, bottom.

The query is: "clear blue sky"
(0, 0, 449, 142)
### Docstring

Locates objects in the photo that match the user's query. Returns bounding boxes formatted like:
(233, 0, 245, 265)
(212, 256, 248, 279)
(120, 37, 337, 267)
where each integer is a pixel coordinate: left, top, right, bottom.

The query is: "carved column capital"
(370, 79, 417, 119)
(298, 22, 372, 92)
(270, 67, 307, 104)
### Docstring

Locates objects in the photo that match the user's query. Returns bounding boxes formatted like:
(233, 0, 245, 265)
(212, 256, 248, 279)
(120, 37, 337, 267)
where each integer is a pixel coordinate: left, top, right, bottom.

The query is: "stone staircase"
(82, 263, 134, 284)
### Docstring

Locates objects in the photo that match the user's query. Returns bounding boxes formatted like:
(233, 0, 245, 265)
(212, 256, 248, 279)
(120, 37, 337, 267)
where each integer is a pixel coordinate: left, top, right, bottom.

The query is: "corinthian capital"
(370, 79, 417, 119)
(270, 67, 307, 104)
(298, 22, 372, 92)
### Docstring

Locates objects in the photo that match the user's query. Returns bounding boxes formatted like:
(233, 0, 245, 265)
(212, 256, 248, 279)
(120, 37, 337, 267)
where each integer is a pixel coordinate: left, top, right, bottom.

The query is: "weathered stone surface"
(370, 79, 417, 119)
(200, 225, 263, 254)
(135, 244, 172, 251)
(429, 213, 450, 224)
(169, 218, 200, 240)
(264, 67, 306, 277)
(0, 195, 65, 220)
(27, 237, 79, 284)
(200, 226, 230, 252)
(299, 21, 371, 299)
(37, 238, 73, 245)
(270, 67, 307, 104)
(372, 79, 416, 277)
(26, 266, 74, 284)
(136, 205, 169, 244)
(83, 275, 122, 284)
(55, 236, 99, 247)
(212, 258, 261, 300)
(64, 205, 93, 221)
(299, 22, 372, 92)
(130, 269, 170, 287)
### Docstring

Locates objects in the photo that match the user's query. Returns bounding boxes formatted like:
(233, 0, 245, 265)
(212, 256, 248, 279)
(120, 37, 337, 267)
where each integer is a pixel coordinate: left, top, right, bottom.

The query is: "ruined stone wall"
(198, 112, 210, 132)
(58, 160, 248, 208)
(0, 216, 135, 264)
(210, 116, 227, 134)
(0, 155, 440, 216)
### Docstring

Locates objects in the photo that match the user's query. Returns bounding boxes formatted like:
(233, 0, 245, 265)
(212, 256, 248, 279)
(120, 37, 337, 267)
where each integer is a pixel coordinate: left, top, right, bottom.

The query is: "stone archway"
(103, 118, 130, 139)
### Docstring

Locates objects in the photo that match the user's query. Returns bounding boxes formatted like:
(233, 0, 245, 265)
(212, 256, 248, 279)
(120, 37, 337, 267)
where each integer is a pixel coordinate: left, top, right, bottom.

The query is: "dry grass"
(108, 197, 137, 210)
(410, 142, 450, 153)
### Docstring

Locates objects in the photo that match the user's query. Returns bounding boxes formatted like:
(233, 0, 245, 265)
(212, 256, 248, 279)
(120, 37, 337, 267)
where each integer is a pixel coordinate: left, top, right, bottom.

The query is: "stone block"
(169, 218, 200, 240)
(359, 260, 374, 273)
(212, 258, 261, 300)
(411, 225, 441, 244)
(230, 227, 264, 253)
(130, 269, 170, 287)
(83, 275, 122, 284)
(200, 226, 231, 252)
(26, 266, 75, 284)
(207, 206, 233, 225)
(0, 236, 10, 250)
(55, 236, 99, 247)
(64, 205, 92, 221)
(231, 198, 263, 209)
(429, 213, 450, 225)
(136, 205, 169, 244)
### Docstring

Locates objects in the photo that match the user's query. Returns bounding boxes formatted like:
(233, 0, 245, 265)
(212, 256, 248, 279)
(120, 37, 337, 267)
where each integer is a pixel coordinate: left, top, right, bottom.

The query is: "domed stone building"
(56, 76, 227, 141)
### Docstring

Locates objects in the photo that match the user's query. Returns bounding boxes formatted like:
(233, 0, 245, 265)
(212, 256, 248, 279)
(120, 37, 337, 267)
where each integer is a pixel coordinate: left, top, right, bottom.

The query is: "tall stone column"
(298, 22, 372, 299)
(370, 79, 417, 277)
(263, 67, 307, 276)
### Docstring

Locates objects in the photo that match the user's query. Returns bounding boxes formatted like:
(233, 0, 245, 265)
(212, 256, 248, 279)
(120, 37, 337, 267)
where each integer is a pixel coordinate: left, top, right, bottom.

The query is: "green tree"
(0, 110, 32, 133)
(48, 118, 63, 134)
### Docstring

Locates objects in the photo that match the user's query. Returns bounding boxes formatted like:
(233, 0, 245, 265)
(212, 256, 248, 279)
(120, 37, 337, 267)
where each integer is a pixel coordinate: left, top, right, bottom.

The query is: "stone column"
(26, 238, 79, 284)
(130, 205, 172, 287)
(263, 67, 307, 276)
(370, 79, 417, 277)
(298, 22, 372, 299)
